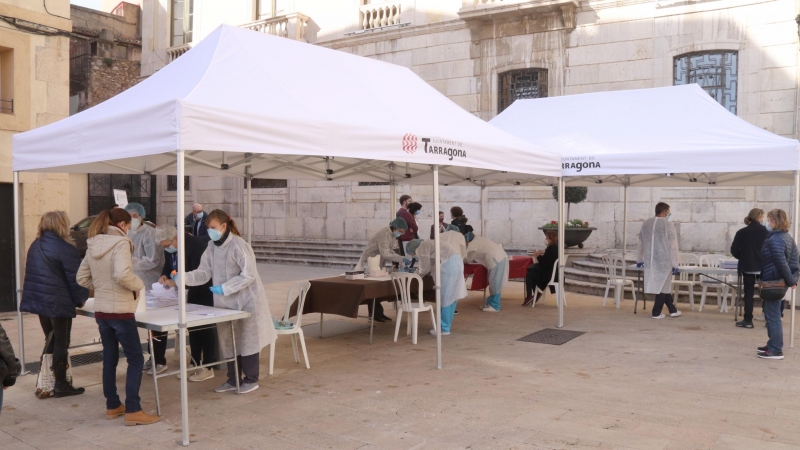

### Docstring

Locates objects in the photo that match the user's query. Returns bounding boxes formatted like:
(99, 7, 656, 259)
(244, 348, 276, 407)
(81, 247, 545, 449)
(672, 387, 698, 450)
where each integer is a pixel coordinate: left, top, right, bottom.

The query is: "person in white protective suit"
(406, 239, 467, 335)
(440, 225, 468, 262)
(354, 217, 409, 322)
(182, 210, 277, 394)
(464, 227, 509, 312)
(124, 203, 164, 290)
(636, 202, 682, 319)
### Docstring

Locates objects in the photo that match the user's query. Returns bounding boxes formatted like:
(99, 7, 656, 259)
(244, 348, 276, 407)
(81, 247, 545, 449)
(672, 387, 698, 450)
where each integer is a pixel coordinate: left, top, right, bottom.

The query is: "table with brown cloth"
(290, 275, 436, 318)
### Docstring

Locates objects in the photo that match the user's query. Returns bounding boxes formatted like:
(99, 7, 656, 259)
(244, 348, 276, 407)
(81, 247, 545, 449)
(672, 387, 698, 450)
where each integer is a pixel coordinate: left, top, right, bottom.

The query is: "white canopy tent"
(12, 25, 561, 445)
(490, 84, 800, 345)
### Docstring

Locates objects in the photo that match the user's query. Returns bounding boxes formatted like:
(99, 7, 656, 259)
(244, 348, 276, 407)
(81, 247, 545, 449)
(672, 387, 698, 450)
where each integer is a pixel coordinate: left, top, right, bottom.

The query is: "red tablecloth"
(509, 256, 533, 280)
(464, 263, 488, 291)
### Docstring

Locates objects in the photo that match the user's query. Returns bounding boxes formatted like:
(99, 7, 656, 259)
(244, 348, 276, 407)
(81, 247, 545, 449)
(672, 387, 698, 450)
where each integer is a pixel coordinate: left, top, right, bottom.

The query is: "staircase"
(251, 239, 365, 269)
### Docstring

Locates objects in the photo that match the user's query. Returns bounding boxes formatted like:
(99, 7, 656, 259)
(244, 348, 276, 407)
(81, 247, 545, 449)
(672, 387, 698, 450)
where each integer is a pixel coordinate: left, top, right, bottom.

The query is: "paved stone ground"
(1, 267, 799, 449)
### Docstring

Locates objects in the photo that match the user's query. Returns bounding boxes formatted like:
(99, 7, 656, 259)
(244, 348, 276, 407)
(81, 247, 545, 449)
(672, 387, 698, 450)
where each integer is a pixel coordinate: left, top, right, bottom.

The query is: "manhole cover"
(518, 328, 585, 345)
(24, 338, 175, 374)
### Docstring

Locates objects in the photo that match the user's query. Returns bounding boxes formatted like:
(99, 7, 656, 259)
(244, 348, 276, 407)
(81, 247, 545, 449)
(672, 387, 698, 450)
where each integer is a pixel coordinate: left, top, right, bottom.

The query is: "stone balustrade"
(360, 1, 402, 30)
(166, 43, 192, 63)
(241, 13, 310, 42)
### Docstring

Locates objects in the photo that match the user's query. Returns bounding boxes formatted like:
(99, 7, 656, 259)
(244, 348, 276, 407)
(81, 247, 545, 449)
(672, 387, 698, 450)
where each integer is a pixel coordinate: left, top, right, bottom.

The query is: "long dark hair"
(207, 209, 241, 236)
(88, 208, 131, 238)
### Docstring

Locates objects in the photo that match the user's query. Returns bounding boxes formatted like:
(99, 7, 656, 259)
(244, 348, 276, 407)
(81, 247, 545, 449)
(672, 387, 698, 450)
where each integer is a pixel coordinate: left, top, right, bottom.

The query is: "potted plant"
(539, 187, 595, 248)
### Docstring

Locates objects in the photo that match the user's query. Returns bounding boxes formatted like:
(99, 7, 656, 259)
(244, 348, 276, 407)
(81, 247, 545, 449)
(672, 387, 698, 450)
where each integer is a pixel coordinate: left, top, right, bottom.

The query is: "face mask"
(414, 211, 420, 216)
(665, 213, 671, 221)
(393, 231, 402, 238)
(766, 223, 773, 232)
(208, 228, 223, 242)
(165, 246, 177, 254)
(130, 218, 141, 231)
(196, 212, 203, 220)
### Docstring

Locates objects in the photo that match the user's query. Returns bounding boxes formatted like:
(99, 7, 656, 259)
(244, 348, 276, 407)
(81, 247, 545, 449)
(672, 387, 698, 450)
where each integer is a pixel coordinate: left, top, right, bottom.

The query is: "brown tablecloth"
(290, 275, 435, 319)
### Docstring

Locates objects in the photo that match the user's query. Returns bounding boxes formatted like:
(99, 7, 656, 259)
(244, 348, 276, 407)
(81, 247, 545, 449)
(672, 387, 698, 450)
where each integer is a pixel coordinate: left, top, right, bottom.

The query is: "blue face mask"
(766, 223, 773, 232)
(196, 212, 203, 220)
(414, 211, 420, 216)
(165, 246, 177, 254)
(392, 231, 402, 238)
(208, 228, 223, 242)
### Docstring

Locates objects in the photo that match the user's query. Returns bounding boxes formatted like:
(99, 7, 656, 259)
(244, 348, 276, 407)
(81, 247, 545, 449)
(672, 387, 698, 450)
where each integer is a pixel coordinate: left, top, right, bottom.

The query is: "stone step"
(254, 255, 355, 269)
(254, 248, 364, 258)
(252, 239, 366, 251)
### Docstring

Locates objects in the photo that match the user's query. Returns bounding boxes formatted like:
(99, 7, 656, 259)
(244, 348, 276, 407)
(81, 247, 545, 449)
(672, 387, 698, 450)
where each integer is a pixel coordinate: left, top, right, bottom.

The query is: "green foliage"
(551, 186, 588, 205)
(103, 58, 113, 67)
(542, 219, 589, 229)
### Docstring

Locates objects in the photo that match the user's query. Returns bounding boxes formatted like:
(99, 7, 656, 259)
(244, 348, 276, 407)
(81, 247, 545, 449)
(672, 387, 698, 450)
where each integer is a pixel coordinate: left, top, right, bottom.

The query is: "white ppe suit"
(355, 227, 405, 271)
(413, 240, 468, 308)
(636, 216, 679, 294)
(184, 234, 277, 358)
(466, 235, 509, 296)
(440, 231, 468, 262)
(128, 225, 164, 289)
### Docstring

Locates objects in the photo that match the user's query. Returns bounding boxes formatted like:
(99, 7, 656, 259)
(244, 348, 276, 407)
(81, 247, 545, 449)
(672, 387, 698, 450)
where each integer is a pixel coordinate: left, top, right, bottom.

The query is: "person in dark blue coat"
(757, 209, 800, 360)
(21, 211, 89, 397)
(730, 208, 769, 328)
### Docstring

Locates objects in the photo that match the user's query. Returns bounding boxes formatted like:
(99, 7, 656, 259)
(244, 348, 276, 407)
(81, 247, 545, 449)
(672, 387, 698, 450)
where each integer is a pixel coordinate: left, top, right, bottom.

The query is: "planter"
(539, 227, 596, 249)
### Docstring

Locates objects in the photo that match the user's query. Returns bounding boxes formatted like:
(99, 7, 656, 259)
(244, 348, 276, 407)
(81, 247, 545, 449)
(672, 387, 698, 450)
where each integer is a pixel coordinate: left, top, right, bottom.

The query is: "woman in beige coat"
(76, 208, 158, 426)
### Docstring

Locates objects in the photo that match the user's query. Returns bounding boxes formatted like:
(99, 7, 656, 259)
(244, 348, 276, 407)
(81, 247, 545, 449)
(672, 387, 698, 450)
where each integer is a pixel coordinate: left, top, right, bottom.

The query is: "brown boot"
(125, 410, 160, 426)
(106, 405, 125, 420)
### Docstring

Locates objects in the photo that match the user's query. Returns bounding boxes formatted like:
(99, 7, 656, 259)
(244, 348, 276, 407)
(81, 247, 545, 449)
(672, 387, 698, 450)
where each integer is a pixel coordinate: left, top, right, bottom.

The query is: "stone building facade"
(142, 0, 799, 253)
(0, 0, 76, 311)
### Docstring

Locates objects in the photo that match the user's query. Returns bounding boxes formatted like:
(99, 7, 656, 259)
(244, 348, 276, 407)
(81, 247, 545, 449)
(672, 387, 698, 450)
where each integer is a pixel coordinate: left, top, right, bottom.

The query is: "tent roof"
(13, 25, 560, 186)
(490, 84, 800, 187)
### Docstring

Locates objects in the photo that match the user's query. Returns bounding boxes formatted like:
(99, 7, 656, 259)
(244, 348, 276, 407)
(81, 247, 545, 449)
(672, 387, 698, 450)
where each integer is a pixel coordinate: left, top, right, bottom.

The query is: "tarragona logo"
(401, 134, 467, 161)
(402, 133, 418, 154)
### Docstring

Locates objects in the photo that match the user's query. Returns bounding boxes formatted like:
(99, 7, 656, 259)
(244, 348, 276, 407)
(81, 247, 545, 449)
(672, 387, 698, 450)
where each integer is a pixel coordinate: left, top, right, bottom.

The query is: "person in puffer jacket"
(76, 208, 158, 426)
(21, 211, 89, 398)
(0, 322, 22, 415)
(757, 209, 799, 360)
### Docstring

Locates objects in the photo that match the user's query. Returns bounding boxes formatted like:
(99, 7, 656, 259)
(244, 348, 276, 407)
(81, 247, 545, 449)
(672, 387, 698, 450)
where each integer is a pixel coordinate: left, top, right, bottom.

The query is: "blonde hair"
(744, 208, 764, 225)
(37, 211, 74, 246)
(88, 208, 132, 238)
(767, 209, 790, 232)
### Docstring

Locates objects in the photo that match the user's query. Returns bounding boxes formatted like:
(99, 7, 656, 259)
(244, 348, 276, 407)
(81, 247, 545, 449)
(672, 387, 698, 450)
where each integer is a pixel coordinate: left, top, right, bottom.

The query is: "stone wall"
(87, 57, 141, 106)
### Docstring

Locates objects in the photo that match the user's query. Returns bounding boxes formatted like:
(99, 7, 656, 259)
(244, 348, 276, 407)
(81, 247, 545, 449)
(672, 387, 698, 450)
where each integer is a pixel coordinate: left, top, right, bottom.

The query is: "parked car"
(71, 215, 154, 257)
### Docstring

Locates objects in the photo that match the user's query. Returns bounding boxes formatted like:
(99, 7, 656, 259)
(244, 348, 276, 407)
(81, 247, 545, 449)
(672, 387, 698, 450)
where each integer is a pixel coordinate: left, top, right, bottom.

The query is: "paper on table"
(150, 282, 177, 298)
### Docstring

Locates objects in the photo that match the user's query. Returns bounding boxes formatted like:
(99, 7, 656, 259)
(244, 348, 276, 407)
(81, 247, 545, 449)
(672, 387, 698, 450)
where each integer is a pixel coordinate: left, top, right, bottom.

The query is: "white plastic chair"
(391, 273, 436, 344)
(602, 255, 637, 309)
(672, 253, 699, 310)
(270, 281, 311, 374)
(531, 255, 569, 308)
(698, 255, 732, 312)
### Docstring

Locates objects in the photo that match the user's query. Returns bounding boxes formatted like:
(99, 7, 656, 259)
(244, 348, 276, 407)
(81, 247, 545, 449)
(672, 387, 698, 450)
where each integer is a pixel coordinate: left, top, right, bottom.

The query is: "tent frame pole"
(433, 165, 442, 369)
(621, 180, 629, 309)
(246, 166, 252, 244)
(13, 171, 26, 374)
(792, 170, 799, 348)
(480, 181, 487, 236)
(390, 175, 396, 220)
(557, 177, 565, 328)
(176, 151, 190, 446)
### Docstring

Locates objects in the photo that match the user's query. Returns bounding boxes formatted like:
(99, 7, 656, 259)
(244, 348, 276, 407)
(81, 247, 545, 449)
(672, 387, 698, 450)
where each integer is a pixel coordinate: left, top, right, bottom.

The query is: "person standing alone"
(730, 208, 769, 329)
(636, 202, 682, 319)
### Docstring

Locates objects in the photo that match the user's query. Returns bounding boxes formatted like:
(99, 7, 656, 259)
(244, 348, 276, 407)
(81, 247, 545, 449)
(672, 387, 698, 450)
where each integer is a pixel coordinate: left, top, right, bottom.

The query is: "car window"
(75, 216, 96, 229)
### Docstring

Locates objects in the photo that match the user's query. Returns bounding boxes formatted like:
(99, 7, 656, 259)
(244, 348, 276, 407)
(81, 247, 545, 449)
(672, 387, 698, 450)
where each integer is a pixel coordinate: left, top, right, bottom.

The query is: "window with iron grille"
(358, 182, 389, 186)
(498, 69, 548, 113)
(88, 174, 155, 221)
(246, 178, 287, 189)
(167, 175, 191, 191)
(674, 51, 738, 114)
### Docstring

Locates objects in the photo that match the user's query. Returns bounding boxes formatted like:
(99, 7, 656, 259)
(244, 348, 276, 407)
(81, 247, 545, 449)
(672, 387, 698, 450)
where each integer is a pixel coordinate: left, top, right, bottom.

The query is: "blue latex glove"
(672, 267, 680, 275)
(170, 272, 178, 281)
(636, 263, 644, 268)
(209, 285, 224, 295)
(402, 258, 412, 266)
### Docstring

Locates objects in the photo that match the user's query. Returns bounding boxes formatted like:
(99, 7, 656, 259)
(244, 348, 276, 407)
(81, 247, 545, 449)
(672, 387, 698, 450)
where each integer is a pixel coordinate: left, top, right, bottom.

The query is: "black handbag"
(760, 279, 787, 301)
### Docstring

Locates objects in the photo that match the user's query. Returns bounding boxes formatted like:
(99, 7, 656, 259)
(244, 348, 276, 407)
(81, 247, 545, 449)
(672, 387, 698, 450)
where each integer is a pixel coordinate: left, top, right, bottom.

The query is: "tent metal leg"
(480, 181, 486, 236)
(390, 179, 396, 220)
(246, 166, 252, 244)
(12, 171, 26, 374)
(621, 182, 628, 309)
(792, 170, 799, 348)
(433, 165, 442, 369)
(176, 151, 190, 446)
(557, 177, 565, 328)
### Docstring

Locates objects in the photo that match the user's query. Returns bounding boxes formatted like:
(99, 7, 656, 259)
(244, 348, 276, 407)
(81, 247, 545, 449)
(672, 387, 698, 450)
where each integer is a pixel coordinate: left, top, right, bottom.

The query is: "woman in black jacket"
(0, 322, 21, 414)
(20, 211, 89, 397)
(757, 209, 800, 360)
(730, 208, 769, 328)
(450, 206, 469, 234)
(523, 230, 559, 306)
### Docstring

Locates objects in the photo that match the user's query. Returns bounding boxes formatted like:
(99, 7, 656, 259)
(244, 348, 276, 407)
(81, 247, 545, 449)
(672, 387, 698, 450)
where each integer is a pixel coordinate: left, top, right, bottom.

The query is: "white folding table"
(77, 298, 251, 416)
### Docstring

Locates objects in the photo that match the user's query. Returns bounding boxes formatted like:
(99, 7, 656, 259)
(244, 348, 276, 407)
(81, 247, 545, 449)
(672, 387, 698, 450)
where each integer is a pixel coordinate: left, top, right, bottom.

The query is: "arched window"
(674, 51, 738, 114)
(498, 69, 548, 113)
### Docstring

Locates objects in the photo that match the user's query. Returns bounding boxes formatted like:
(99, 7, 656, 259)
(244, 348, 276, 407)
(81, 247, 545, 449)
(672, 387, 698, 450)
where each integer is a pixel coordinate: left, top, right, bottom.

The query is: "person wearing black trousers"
(730, 208, 770, 329)
(150, 226, 218, 381)
(523, 230, 559, 306)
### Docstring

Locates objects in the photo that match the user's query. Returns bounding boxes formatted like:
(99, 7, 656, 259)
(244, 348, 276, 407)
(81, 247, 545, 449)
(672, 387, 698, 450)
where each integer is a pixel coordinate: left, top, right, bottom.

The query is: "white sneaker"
(176, 365, 197, 379)
(670, 311, 682, 318)
(754, 314, 765, 321)
(189, 368, 214, 382)
(482, 306, 499, 312)
(147, 364, 168, 375)
(429, 329, 450, 336)
(652, 314, 666, 319)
